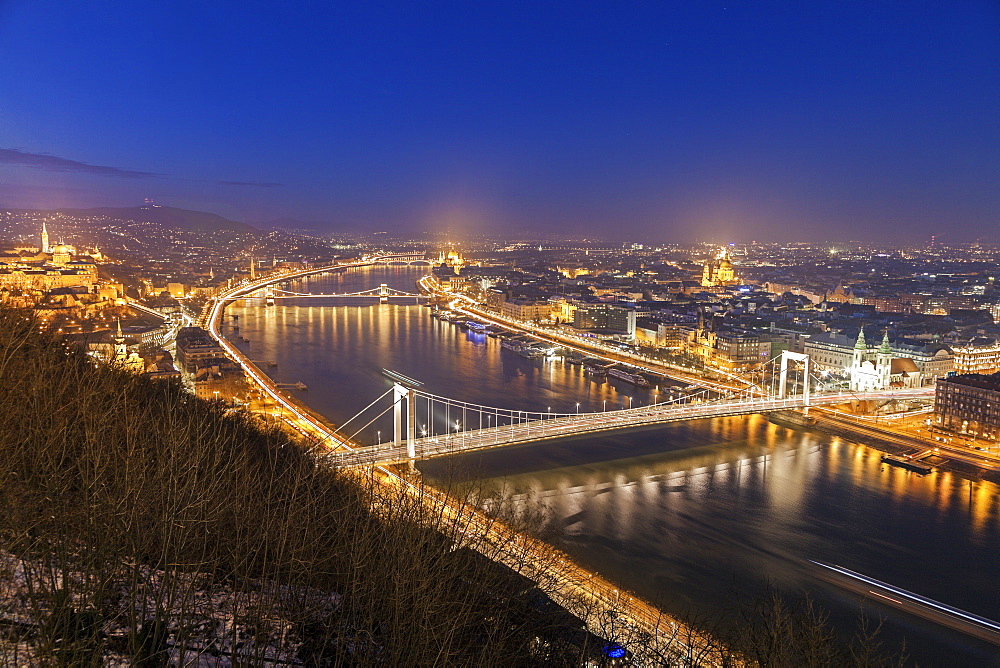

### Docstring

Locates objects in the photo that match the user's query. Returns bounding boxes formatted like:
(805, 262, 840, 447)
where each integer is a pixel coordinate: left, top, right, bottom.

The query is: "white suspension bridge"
(325, 351, 933, 468)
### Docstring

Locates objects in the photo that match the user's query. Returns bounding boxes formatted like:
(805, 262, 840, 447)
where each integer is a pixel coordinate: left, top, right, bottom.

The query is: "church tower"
(113, 319, 127, 362)
(876, 331, 893, 386)
(701, 260, 714, 287)
(40, 222, 50, 254)
(852, 328, 867, 363)
(849, 328, 868, 391)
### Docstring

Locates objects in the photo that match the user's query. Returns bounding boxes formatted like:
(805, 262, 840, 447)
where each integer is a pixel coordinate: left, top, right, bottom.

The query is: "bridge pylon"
(379, 283, 389, 303)
(392, 382, 417, 471)
(778, 351, 811, 405)
(265, 288, 275, 306)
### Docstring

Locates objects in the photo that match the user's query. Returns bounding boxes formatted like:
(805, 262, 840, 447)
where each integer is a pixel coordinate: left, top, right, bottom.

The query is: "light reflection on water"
(229, 267, 1000, 665)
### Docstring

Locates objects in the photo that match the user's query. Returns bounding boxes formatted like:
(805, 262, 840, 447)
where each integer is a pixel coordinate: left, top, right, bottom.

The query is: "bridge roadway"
(328, 387, 935, 467)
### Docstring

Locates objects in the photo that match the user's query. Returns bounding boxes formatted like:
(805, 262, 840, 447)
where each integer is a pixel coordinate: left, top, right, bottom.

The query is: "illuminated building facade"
(437, 247, 465, 274)
(935, 373, 1000, 440)
(805, 330, 953, 388)
(952, 339, 1000, 375)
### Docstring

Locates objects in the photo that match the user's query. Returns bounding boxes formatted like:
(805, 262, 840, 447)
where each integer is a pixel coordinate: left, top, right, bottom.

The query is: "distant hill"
(260, 216, 324, 233)
(55, 205, 257, 233)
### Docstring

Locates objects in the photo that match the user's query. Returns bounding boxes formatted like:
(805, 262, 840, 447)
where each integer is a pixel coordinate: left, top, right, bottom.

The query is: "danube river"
(226, 266, 1000, 665)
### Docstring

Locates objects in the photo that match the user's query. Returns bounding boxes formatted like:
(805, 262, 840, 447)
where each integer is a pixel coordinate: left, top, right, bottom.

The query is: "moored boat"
(609, 366, 650, 387)
(381, 368, 424, 386)
(880, 454, 931, 474)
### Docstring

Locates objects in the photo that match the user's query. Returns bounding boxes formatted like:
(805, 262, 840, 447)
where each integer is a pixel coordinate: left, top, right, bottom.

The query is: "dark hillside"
(55, 205, 257, 232)
(0, 309, 599, 665)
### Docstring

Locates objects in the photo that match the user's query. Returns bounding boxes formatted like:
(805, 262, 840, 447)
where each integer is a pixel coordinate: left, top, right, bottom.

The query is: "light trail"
(811, 561, 1000, 644)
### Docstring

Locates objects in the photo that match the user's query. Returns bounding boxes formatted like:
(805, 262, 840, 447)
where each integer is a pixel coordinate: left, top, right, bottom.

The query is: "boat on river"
(609, 366, 650, 387)
(382, 368, 424, 387)
(880, 454, 931, 474)
(583, 358, 615, 375)
(501, 335, 533, 352)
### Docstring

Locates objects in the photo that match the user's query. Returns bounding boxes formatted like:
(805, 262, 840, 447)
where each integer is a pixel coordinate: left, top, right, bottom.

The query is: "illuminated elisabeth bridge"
(205, 257, 932, 470)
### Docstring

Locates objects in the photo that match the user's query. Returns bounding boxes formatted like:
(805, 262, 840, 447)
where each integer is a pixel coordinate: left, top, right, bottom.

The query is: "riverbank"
(769, 408, 1000, 484)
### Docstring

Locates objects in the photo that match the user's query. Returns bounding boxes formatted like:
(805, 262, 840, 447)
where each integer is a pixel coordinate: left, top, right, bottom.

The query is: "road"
(814, 408, 1000, 473)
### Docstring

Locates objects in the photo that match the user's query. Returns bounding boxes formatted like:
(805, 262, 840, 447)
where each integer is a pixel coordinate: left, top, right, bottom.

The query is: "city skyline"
(1, 2, 998, 242)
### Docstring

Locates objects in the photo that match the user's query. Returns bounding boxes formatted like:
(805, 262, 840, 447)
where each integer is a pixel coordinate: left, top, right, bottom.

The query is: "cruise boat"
(381, 368, 424, 387)
(500, 335, 532, 352)
(608, 366, 650, 387)
(519, 342, 557, 359)
(582, 358, 615, 375)
(466, 320, 492, 332)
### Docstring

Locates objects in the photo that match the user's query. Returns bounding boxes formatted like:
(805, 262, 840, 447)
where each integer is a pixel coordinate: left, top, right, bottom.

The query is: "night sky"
(1, 2, 997, 242)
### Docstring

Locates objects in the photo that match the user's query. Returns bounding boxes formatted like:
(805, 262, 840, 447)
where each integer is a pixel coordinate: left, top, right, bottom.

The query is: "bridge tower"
(379, 283, 389, 303)
(778, 351, 811, 405)
(392, 383, 417, 471)
(265, 288, 275, 306)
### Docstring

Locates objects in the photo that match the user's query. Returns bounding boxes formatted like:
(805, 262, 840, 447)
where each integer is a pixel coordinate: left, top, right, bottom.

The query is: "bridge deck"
(326, 391, 929, 467)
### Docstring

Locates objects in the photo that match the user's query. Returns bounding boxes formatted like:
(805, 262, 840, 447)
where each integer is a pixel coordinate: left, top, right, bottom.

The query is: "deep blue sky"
(1, 2, 997, 242)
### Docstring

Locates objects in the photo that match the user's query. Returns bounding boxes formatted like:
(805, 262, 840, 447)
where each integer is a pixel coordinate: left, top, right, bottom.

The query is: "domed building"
(701, 247, 738, 287)
(51, 244, 74, 266)
(438, 247, 465, 275)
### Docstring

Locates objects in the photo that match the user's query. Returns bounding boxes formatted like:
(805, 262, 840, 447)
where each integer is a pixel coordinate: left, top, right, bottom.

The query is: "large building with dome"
(701, 247, 739, 288)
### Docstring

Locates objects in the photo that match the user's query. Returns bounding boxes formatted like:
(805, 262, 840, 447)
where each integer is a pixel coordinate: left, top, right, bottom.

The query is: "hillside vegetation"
(0, 309, 600, 665)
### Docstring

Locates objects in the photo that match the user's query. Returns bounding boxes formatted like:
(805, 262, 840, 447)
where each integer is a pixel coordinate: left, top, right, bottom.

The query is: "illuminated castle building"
(0, 223, 100, 293)
(701, 247, 738, 287)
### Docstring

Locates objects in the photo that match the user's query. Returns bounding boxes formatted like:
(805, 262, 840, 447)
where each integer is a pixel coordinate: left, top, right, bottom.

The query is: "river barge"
(880, 454, 932, 474)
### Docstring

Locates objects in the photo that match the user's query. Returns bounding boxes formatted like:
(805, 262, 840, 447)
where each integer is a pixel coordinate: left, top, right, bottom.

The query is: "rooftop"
(939, 372, 1000, 392)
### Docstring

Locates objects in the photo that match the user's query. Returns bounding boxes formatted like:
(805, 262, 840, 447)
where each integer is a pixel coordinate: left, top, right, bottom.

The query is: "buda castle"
(0, 222, 101, 293)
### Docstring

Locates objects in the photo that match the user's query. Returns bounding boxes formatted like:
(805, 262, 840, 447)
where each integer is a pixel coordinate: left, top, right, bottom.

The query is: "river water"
(226, 266, 1000, 665)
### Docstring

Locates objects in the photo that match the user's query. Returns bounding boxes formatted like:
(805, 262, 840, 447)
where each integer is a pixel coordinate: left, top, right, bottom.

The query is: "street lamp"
(576, 402, 580, 414)
(377, 430, 381, 446)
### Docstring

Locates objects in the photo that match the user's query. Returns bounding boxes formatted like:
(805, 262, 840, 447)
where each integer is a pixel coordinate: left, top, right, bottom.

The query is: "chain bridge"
(241, 283, 428, 304)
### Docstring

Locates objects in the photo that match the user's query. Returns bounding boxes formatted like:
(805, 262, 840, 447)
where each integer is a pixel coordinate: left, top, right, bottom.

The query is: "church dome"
(52, 244, 71, 254)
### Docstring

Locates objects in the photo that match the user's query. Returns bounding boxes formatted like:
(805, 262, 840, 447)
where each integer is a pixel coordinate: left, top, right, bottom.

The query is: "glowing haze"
(0, 2, 997, 242)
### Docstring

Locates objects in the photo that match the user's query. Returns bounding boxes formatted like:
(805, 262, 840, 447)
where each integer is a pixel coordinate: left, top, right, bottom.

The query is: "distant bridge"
(366, 253, 433, 265)
(241, 283, 428, 304)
